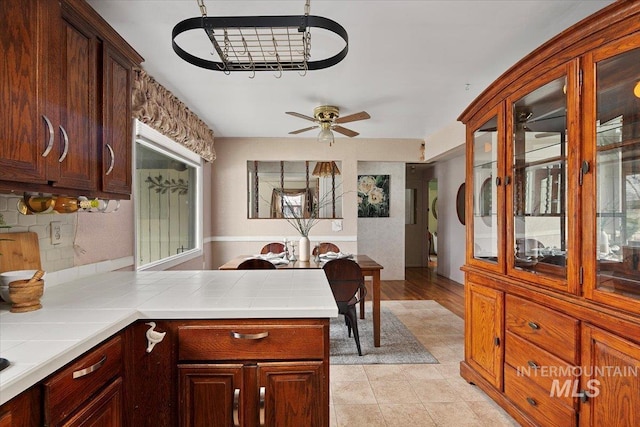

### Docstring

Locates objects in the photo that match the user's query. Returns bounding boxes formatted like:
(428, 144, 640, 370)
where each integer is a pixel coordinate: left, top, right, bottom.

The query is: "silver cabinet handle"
(259, 386, 266, 426)
(233, 388, 240, 427)
(230, 331, 269, 340)
(72, 355, 106, 379)
(58, 125, 69, 162)
(41, 115, 54, 157)
(105, 143, 115, 175)
(528, 321, 540, 330)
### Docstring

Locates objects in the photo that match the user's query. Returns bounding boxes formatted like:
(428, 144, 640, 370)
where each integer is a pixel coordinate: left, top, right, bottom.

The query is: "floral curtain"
(132, 68, 216, 162)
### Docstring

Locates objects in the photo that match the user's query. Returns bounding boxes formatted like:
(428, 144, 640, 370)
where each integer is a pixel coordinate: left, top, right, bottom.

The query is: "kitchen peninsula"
(0, 269, 337, 426)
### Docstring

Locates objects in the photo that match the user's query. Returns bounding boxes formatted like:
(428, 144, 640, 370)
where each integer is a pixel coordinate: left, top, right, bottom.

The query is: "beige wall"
(209, 137, 423, 279)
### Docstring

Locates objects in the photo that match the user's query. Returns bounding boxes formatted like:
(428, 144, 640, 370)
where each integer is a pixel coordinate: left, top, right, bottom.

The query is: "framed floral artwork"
(358, 175, 390, 217)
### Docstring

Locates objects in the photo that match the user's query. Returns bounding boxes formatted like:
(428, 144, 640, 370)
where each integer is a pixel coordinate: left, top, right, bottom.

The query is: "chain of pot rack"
(195, 0, 312, 78)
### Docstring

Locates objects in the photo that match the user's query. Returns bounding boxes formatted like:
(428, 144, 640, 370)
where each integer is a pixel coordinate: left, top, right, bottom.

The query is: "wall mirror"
(247, 161, 343, 219)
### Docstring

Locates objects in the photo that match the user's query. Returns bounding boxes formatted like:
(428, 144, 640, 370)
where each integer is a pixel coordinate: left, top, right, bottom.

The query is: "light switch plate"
(50, 221, 62, 245)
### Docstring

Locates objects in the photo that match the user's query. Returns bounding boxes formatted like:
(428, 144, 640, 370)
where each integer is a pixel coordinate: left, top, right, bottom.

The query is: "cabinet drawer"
(504, 366, 576, 427)
(505, 294, 578, 363)
(44, 335, 122, 424)
(178, 323, 326, 361)
(505, 331, 577, 408)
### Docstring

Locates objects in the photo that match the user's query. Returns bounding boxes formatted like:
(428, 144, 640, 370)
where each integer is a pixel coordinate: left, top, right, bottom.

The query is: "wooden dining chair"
(323, 258, 367, 356)
(237, 258, 276, 269)
(260, 242, 285, 254)
(312, 242, 340, 256)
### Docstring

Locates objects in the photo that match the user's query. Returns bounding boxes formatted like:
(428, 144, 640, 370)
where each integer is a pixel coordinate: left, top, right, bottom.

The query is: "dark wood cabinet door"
(179, 364, 244, 427)
(0, 0, 54, 184)
(258, 362, 325, 427)
(51, 4, 98, 191)
(580, 325, 640, 427)
(101, 45, 133, 195)
(61, 378, 123, 427)
(0, 386, 41, 427)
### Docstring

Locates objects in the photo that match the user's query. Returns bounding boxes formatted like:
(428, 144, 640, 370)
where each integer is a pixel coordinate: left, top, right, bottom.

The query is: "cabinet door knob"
(233, 388, 240, 427)
(105, 143, 115, 175)
(58, 125, 69, 162)
(526, 397, 537, 406)
(72, 355, 106, 379)
(527, 360, 539, 369)
(528, 321, 540, 330)
(230, 331, 269, 340)
(41, 115, 54, 157)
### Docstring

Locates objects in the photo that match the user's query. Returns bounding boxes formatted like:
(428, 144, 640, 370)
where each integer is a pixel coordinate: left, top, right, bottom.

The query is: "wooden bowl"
(9, 279, 44, 313)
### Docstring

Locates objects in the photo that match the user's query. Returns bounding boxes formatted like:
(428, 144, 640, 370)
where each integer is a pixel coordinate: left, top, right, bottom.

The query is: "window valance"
(132, 68, 216, 162)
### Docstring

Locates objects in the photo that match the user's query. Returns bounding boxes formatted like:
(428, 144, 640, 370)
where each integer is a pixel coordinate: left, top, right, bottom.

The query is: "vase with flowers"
(277, 190, 323, 262)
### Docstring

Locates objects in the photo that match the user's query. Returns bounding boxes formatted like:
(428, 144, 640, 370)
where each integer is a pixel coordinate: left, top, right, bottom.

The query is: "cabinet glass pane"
(596, 46, 640, 300)
(512, 76, 567, 278)
(473, 116, 498, 263)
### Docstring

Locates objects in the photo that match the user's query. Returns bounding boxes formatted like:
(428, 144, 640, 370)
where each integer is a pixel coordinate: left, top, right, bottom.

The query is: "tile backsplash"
(0, 195, 76, 272)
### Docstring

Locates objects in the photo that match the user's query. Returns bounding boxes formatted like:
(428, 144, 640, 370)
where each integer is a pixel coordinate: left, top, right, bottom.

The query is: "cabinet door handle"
(41, 115, 54, 157)
(233, 388, 240, 427)
(528, 321, 540, 330)
(58, 125, 69, 162)
(72, 355, 107, 379)
(495, 177, 502, 186)
(105, 143, 115, 175)
(259, 386, 266, 426)
(527, 360, 539, 369)
(230, 331, 269, 340)
(526, 397, 537, 406)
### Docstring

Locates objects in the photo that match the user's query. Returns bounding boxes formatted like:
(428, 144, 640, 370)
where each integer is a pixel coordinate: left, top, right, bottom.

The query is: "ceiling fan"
(286, 105, 371, 144)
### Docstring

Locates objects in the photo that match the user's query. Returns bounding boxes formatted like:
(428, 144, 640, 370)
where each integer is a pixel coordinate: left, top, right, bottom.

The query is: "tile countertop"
(0, 269, 338, 405)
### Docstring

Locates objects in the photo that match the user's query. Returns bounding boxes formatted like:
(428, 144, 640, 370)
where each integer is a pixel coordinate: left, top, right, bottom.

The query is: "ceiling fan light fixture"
(318, 124, 335, 146)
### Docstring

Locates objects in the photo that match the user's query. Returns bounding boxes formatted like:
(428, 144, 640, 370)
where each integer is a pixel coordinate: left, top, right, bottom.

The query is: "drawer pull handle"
(233, 388, 240, 427)
(259, 386, 266, 426)
(72, 355, 106, 379)
(528, 321, 540, 330)
(526, 397, 537, 407)
(41, 115, 54, 157)
(527, 360, 539, 369)
(231, 331, 269, 340)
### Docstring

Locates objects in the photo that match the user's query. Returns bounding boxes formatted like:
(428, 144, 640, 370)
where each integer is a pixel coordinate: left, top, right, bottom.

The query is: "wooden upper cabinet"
(0, 0, 55, 184)
(583, 32, 640, 313)
(101, 45, 133, 196)
(0, 0, 142, 198)
(50, 3, 99, 192)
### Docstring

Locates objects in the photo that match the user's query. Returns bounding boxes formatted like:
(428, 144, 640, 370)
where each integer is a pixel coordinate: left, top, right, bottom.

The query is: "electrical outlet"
(50, 221, 62, 245)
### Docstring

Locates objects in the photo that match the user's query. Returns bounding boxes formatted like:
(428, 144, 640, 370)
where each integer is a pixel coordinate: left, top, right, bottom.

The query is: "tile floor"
(329, 300, 519, 426)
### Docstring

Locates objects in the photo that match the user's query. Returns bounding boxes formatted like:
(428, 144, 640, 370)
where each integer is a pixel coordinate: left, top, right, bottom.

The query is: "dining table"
(219, 254, 385, 347)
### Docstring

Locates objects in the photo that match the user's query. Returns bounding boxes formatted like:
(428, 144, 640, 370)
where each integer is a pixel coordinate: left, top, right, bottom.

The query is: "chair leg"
(345, 307, 362, 356)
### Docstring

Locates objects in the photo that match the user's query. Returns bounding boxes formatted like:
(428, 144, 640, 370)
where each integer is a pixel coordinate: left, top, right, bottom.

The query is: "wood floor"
(371, 267, 465, 318)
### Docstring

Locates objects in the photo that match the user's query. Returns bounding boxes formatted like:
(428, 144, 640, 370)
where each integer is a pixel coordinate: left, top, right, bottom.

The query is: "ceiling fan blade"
(288, 125, 318, 135)
(286, 111, 316, 122)
(333, 125, 359, 137)
(335, 111, 370, 124)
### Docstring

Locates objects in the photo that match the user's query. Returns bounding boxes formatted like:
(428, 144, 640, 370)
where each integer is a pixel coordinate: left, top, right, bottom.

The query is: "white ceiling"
(87, 0, 613, 141)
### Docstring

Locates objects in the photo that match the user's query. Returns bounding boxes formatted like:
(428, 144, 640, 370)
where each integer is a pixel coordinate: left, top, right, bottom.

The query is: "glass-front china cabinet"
(460, 3, 640, 426)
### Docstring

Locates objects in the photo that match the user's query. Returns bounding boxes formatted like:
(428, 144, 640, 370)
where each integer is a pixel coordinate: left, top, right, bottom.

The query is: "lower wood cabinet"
(462, 277, 640, 427)
(176, 320, 329, 427)
(464, 281, 503, 389)
(0, 387, 41, 427)
(179, 362, 324, 427)
(580, 325, 640, 427)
